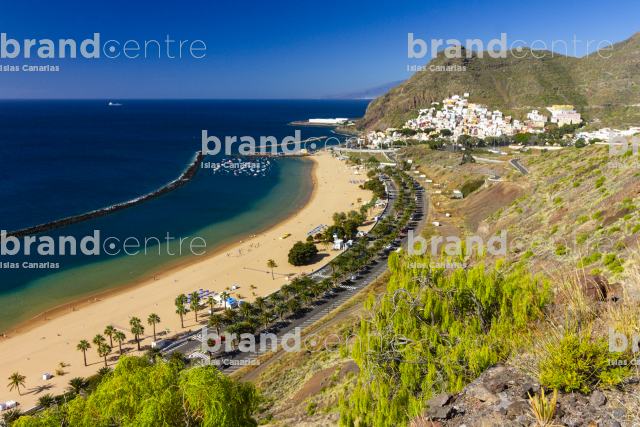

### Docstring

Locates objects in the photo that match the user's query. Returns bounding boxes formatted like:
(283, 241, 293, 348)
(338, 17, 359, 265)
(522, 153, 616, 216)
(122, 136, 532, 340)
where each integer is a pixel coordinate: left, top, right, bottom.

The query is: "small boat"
(108, 102, 122, 106)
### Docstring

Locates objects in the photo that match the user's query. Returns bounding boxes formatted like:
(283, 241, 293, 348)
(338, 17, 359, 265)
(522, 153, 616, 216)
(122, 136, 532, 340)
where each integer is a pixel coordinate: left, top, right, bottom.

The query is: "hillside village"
(356, 94, 640, 149)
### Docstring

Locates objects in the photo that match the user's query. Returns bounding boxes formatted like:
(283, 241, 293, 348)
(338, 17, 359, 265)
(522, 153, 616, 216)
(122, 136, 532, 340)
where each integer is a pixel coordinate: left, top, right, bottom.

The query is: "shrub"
(341, 255, 551, 426)
(624, 214, 632, 221)
(577, 216, 589, 224)
(633, 224, 640, 234)
(522, 250, 534, 260)
(518, 325, 631, 394)
(590, 268, 602, 275)
(555, 245, 567, 256)
(595, 177, 606, 189)
(593, 211, 603, 220)
(550, 225, 558, 234)
(615, 241, 627, 251)
(288, 241, 319, 266)
(307, 402, 317, 416)
(553, 197, 563, 205)
(575, 233, 589, 244)
(607, 227, 621, 235)
(577, 252, 602, 268)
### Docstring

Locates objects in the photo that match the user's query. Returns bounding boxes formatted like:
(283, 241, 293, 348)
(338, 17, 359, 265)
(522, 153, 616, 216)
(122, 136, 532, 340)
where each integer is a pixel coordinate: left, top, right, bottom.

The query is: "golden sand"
(0, 152, 382, 409)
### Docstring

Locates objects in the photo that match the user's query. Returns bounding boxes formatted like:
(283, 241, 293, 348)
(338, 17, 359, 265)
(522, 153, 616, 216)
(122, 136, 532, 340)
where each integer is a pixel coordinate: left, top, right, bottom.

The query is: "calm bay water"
(0, 100, 369, 332)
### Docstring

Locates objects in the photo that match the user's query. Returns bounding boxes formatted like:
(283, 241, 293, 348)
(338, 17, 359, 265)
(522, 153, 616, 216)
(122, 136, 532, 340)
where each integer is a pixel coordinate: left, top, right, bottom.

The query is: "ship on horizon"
(109, 102, 122, 106)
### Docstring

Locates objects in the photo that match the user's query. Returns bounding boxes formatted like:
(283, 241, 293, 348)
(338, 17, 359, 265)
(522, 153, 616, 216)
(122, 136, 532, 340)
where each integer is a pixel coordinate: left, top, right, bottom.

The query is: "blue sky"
(0, 0, 638, 99)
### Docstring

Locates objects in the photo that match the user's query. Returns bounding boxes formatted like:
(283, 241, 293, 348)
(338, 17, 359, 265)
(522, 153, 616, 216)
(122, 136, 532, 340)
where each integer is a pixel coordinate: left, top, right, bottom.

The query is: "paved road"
(509, 157, 529, 175)
(166, 174, 430, 374)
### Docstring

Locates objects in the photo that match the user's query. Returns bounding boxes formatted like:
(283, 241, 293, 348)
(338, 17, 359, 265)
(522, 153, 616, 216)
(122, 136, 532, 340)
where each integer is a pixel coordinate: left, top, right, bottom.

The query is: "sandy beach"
(0, 151, 382, 409)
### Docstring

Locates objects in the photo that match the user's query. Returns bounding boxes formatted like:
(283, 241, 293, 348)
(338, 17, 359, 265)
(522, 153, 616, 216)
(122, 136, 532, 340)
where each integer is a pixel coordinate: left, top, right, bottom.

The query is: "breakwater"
(6, 151, 205, 238)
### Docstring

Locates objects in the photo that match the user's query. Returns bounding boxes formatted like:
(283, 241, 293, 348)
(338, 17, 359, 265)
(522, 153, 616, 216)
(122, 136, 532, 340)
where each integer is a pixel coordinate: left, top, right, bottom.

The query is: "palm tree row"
(75, 313, 161, 369)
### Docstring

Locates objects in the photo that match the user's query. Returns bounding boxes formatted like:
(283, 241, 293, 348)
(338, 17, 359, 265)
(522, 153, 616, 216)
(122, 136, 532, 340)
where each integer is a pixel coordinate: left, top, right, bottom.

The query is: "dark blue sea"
(0, 100, 369, 331)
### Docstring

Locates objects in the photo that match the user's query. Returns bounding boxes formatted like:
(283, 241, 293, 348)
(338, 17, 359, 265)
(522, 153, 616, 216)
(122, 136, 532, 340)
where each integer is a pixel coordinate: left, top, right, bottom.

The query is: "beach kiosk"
(333, 239, 344, 250)
(43, 373, 52, 380)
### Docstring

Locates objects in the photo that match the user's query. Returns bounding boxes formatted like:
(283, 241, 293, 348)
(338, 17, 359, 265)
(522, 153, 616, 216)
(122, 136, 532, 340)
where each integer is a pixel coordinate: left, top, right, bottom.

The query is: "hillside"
(358, 31, 640, 130)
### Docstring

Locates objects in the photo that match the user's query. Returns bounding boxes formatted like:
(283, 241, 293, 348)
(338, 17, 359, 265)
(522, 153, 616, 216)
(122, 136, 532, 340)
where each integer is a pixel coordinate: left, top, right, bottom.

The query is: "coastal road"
(165, 175, 430, 374)
(509, 157, 529, 175)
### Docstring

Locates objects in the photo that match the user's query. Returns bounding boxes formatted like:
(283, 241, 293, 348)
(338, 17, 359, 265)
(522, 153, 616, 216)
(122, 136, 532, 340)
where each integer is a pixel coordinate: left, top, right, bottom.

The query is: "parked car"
(350, 275, 357, 280)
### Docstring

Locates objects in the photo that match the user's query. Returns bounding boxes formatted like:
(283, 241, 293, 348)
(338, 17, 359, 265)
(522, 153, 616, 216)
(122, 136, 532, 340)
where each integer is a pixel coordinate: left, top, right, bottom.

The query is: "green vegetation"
(287, 241, 319, 266)
(339, 254, 550, 426)
(459, 179, 484, 197)
(577, 252, 602, 268)
(13, 356, 259, 426)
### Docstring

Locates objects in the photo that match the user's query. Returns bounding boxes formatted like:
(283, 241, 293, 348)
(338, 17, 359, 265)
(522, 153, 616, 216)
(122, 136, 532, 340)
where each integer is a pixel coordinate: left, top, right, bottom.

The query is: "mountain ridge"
(358, 31, 640, 130)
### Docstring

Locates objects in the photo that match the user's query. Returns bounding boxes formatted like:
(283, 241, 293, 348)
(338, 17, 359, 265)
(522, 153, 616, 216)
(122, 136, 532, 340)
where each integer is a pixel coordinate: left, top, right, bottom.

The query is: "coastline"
(0, 156, 317, 337)
(0, 151, 380, 410)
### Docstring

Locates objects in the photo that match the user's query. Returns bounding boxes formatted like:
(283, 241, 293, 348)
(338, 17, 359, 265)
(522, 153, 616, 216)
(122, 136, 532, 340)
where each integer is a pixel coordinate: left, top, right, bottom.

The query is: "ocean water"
(0, 100, 369, 332)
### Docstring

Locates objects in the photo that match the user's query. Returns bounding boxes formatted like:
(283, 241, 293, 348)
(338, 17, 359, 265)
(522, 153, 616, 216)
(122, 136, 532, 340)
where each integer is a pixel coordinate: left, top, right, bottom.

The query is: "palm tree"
(37, 393, 55, 409)
(7, 372, 26, 396)
(97, 367, 112, 377)
(190, 292, 202, 322)
(331, 271, 342, 288)
(259, 310, 273, 331)
(147, 313, 161, 341)
(175, 304, 187, 328)
(267, 292, 281, 306)
(223, 308, 237, 325)
(207, 314, 223, 336)
(300, 291, 313, 307)
(280, 284, 292, 302)
(238, 302, 253, 318)
(129, 316, 141, 328)
(103, 325, 116, 347)
(219, 291, 230, 310)
(266, 259, 277, 280)
(253, 296, 267, 313)
(131, 323, 144, 351)
(144, 347, 162, 362)
(288, 299, 302, 316)
(328, 260, 338, 274)
(207, 296, 215, 310)
(113, 331, 126, 354)
(76, 340, 91, 366)
(274, 302, 289, 322)
(92, 334, 105, 347)
(67, 377, 88, 395)
(169, 351, 187, 366)
(244, 317, 259, 334)
(97, 344, 111, 368)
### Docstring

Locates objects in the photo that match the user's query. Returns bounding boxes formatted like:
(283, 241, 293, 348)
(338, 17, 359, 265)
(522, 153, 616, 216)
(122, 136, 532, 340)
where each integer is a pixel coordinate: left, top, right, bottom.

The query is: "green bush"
(534, 327, 631, 394)
(551, 225, 558, 234)
(593, 211, 603, 220)
(575, 233, 589, 244)
(555, 245, 567, 256)
(522, 250, 534, 260)
(553, 197, 563, 205)
(624, 214, 632, 221)
(615, 241, 626, 251)
(12, 356, 259, 426)
(595, 177, 606, 189)
(307, 402, 317, 416)
(607, 227, 621, 235)
(633, 224, 640, 234)
(288, 241, 319, 266)
(577, 216, 589, 224)
(340, 254, 551, 427)
(577, 252, 602, 268)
